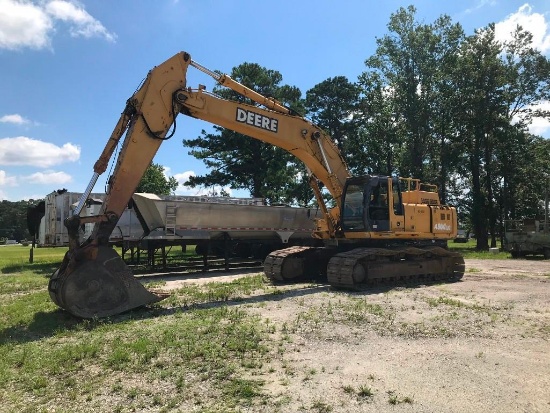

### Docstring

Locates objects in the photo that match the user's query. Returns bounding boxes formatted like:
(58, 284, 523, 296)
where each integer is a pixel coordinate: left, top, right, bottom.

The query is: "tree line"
(0, 200, 37, 242)
(183, 6, 550, 251)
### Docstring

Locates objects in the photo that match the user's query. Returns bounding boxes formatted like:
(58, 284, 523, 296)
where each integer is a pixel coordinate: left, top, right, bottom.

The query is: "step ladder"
(165, 202, 177, 236)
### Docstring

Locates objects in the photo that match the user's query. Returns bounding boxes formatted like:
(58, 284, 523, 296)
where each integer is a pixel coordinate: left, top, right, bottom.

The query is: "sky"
(1, 0, 549, 202)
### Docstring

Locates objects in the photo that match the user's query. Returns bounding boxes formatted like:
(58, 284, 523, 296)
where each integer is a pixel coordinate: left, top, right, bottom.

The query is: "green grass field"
(0, 245, 279, 412)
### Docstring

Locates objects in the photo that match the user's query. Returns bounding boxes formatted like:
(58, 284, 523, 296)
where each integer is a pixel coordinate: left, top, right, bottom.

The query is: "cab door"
(365, 177, 390, 231)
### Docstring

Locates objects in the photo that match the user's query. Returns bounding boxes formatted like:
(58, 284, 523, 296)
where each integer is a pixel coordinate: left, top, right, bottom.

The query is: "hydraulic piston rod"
(72, 172, 100, 217)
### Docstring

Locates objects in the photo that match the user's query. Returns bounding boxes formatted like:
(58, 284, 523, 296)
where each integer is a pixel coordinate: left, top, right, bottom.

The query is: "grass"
(0, 245, 277, 412)
(357, 384, 375, 398)
(387, 390, 414, 405)
(448, 239, 511, 259)
(311, 399, 333, 412)
(0, 245, 64, 274)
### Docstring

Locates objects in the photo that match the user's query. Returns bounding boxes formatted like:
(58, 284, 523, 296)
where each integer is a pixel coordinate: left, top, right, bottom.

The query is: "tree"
(305, 76, 360, 156)
(0, 199, 38, 241)
(357, 7, 550, 250)
(182, 63, 312, 205)
(355, 70, 400, 176)
(360, 6, 466, 197)
(498, 26, 550, 224)
(454, 24, 550, 249)
(136, 162, 178, 195)
(362, 6, 434, 181)
(454, 25, 506, 249)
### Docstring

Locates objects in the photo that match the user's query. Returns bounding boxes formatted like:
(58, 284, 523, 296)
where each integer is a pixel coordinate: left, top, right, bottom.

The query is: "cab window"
(342, 184, 365, 231)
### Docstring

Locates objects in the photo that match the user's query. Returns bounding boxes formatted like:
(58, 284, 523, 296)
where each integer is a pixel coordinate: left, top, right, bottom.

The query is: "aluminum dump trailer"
(36, 190, 320, 257)
(132, 193, 321, 257)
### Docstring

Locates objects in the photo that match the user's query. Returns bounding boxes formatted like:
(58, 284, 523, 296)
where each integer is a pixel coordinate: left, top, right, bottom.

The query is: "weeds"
(358, 384, 374, 398)
(311, 399, 333, 412)
(387, 390, 414, 405)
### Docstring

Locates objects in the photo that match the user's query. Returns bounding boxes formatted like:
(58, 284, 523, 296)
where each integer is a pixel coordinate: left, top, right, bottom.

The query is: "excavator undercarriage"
(264, 245, 465, 288)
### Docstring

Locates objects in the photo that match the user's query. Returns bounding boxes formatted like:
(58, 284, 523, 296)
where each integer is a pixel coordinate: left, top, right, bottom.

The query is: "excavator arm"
(49, 51, 351, 318)
(49, 52, 191, 318)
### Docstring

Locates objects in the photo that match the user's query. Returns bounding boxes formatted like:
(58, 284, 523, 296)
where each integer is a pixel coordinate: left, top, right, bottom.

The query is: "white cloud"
(0, 169, 17, 186)
(45, 0, 116, 42)
(526, 100, 550, 136)
(464, 0, 497, 15)
(0, 114, 30, 125)
(0, 0, 115, 51)
(0, 0, 52, 50)
(513, 100, 550, 137)
(162, 165, 173, 180)
(22, 170, 72, 185)
(528, 116, 550, 136)
(0, 136, 80, 167)
(495, 4, 550, 54)
(173, 170, 195, 185)
(23, 193, 48, 200)
(173, 170, 197, 194)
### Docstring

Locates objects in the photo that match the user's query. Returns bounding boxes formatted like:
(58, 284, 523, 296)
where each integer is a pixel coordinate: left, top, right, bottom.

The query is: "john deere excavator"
(49, 51, 464, 318)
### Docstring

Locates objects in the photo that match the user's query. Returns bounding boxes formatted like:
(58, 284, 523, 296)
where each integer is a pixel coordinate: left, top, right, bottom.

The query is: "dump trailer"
(504, 219, 550, 259)
(132, 193, 320, 258)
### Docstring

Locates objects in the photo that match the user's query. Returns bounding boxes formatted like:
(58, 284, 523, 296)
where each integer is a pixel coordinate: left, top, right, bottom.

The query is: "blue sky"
(1, 0, 549, 202)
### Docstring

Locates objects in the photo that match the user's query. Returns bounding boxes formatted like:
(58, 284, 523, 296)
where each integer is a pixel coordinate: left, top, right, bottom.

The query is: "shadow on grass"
(1, 262, 59, 276)
(1, 273, 465, 345)
(129, 275, 463, 320)
(0, 310, 81, 346)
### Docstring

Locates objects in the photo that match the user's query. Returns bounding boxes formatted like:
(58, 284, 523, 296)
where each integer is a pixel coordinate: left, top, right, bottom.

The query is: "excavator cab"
(341, 176, 403, 233)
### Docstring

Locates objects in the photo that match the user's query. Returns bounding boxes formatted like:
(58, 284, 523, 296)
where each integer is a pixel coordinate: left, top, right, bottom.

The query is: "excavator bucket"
(49, 245, 167, 319)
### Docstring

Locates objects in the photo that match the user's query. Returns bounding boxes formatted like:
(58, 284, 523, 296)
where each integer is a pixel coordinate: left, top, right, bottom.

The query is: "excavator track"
(264, 246, 318, 282)
(327, 246, 465, 288)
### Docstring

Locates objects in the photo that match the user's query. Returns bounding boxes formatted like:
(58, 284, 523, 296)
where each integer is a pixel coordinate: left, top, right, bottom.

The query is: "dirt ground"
(163, 259, 550, 412)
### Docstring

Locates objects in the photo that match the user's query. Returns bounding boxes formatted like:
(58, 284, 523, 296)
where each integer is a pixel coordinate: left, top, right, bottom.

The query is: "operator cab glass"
(341, 176, 403, 232)
(342, 183, 365, 230)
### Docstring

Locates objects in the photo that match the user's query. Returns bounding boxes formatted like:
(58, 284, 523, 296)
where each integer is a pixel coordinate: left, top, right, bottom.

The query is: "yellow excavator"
(49, 51, 464, 318)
